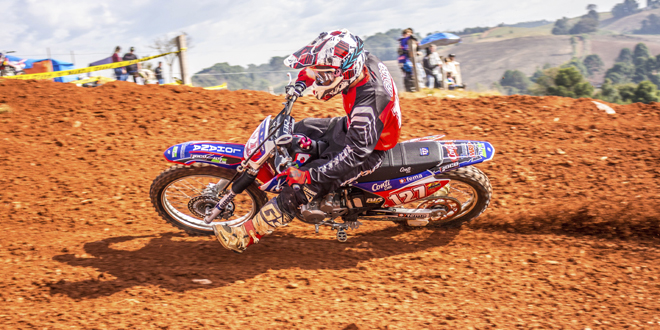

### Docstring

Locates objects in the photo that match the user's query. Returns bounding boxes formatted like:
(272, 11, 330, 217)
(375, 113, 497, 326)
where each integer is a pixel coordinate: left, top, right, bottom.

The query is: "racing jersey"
(296, 53, 402, 185)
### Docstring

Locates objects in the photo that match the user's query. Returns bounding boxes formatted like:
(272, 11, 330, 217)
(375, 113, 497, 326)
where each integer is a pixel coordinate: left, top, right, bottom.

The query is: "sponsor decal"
(400, 166, 411, 173)
(371, 180, 392, 192)
(172, 146, 178, 158)
(211, 157, 228, 164)
(420, 147, 429, 156)
(440, 162, 460, 172)
(192, 144, 241, 155)
(295, 153, 311, 164)
(398, 213, 427, 218)
(444, 142, 459, 162)
(427, 181, 442, 189)
(378, 63, 394, 97)
(366, 197, 383, 204)
(398, 173, 424, 184)
(479, 143, 487, 157)
(467, 143, 477, 158)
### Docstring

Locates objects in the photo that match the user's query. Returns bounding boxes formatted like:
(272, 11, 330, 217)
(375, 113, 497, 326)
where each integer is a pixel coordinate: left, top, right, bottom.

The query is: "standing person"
(122, 47, 141, 83)
(397, 28, 418, 92)
(112, 46, 127, 81)
(155, 62, 164, 84)
(443, 54, 459, 79)
(423, 45, 442, 89)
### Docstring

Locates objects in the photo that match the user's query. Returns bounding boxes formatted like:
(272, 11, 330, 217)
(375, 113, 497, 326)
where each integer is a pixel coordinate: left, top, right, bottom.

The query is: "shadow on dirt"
(49, 226, 460, 299)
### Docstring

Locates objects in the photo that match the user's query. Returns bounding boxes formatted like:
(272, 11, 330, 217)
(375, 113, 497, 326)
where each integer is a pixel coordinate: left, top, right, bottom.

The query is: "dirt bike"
(0, 51, 26, 76)
(150, 78, 495, 242)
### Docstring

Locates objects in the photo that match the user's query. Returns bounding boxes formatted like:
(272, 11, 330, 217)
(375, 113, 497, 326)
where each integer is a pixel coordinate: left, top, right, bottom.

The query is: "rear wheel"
(149, 164, 268, 236)
(0, 67, 16, 76)
(398, 166, 492, 229)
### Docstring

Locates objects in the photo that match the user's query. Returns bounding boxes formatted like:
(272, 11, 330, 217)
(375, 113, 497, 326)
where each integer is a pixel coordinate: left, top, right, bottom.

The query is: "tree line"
(496, 42, 660, 104)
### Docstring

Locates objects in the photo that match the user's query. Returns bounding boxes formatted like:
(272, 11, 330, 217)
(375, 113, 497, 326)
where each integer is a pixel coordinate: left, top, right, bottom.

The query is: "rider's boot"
(213, 197, 293, 253)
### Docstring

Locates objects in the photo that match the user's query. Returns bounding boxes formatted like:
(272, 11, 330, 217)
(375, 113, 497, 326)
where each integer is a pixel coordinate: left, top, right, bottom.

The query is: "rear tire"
(399, 165, 492, 229)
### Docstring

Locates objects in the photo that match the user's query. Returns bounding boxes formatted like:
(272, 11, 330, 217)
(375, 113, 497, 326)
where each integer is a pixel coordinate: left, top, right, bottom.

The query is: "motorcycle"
(0, 51, 26, 76)
(150, 76, 496, 242)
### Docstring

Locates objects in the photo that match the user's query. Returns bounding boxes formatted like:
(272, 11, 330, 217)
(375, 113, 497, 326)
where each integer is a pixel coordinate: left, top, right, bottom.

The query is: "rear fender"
(434, 140, 495, 174)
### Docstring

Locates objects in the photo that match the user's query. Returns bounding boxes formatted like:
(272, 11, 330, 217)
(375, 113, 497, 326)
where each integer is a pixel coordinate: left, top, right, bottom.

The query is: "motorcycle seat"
(356, 141, 443, 183)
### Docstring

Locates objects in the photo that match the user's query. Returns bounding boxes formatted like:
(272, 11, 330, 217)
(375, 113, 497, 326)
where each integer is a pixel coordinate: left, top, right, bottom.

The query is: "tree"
(562, 57, 589, 77)
(569, 16, 599, 34)
(632, 80, 660, 102)
(500, 70, 531, 94)
(605, 62, 635, 84)
(363, 32, 399, 61)
(618, 84, 637, 102)
(547, 67, 595, 98)
(615, 48, 633, 63)
(149, 32, 193, 82)
(612, 0, 640, 18)
(528, 67, 560, 96)
(635, 14, 660, 34)
(583, 55, 605, 77)
(552, 17, 571, 35)
(594, 79, 622, 103)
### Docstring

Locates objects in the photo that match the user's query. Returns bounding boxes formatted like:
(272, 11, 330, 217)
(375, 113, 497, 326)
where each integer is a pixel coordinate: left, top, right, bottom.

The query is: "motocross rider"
(213, 29, 402, 253)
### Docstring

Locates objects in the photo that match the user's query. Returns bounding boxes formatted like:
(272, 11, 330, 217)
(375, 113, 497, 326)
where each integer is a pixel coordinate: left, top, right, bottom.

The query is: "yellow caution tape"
(1, 50, 181, 80)
(203, 83, 228, 90)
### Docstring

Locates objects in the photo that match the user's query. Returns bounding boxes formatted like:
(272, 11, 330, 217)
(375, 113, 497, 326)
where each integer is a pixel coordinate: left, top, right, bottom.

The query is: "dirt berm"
(1, 79, 659, 329)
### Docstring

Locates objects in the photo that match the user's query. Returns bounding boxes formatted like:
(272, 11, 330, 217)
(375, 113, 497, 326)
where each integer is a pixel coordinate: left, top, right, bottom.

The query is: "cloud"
(1, 0, 622, 77)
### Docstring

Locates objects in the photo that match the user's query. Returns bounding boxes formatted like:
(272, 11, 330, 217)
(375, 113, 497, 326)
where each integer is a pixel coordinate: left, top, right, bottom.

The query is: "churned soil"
(0, 79, 659, 329)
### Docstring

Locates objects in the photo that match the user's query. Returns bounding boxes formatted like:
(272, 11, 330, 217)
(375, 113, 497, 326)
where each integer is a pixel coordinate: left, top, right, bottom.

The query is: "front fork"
(203, 171, 257, 224)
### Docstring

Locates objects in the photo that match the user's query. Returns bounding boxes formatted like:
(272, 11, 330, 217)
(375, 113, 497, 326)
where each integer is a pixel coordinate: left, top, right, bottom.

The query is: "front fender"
(163, 141, 276, 184)
(164, 141, 245, 169)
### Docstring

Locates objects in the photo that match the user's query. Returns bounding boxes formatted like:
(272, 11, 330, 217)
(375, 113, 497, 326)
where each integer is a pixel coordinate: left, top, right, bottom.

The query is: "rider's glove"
(277, 167, 311, 185)
(285, 81, 306, 99)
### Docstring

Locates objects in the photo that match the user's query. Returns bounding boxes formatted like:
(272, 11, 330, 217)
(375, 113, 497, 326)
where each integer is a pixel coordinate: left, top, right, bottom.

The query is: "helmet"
(284, 29, 366, 101)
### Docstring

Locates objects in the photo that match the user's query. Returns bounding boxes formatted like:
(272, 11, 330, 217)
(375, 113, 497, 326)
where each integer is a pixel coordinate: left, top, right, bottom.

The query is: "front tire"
(149, 163, 268, 236)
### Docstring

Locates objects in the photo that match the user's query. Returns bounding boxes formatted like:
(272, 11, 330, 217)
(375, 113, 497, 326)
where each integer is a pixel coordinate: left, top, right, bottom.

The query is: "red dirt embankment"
(0, 79, 659, 329)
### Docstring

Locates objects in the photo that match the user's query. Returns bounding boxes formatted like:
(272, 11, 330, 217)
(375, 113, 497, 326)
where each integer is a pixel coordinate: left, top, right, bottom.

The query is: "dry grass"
(400, 88, 502, 99)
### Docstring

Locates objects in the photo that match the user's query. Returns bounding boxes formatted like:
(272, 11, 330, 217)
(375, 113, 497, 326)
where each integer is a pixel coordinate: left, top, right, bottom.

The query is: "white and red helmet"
(284, 29, 366, 101)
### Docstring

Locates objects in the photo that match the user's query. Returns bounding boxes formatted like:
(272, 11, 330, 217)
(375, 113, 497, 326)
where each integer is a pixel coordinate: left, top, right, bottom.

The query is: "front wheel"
(399, 166, 492, 229)
(149, 163, 268, 236)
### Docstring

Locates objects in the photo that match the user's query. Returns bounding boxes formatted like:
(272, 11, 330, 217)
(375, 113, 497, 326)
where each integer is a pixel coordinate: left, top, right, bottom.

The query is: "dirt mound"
(1, 79, 660, 328)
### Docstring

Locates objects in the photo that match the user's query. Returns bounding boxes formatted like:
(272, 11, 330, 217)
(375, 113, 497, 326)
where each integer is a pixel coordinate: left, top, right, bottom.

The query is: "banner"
(1, 48, 185, 80)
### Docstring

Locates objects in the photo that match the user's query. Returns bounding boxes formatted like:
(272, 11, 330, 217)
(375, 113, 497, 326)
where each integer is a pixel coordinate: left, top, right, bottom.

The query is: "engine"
(296, 189, 384, 224)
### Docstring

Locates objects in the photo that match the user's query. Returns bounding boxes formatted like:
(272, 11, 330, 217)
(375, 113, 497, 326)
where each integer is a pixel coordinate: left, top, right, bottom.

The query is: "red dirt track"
(1, 79, 660, 329)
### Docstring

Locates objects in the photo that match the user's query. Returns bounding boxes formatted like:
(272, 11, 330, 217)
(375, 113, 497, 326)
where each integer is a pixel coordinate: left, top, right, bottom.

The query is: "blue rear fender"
(434, 140, 495, 174)
(163, 141, 245, 169)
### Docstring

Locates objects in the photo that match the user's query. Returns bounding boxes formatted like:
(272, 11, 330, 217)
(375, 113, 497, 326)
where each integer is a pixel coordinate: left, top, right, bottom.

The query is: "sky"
(0, 0, 623, 79)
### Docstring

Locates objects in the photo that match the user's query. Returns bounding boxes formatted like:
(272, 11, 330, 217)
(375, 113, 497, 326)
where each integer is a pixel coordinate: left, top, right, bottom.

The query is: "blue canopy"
(420, 33, 461, 48)
(5, 55, 76, 82)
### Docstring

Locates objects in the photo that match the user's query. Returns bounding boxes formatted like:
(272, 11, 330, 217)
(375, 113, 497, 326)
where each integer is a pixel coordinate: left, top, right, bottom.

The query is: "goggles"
(306, 66, 342, 86)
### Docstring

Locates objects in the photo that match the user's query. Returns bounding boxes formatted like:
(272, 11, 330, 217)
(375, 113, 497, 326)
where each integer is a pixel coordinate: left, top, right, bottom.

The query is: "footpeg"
(336, 228, 348, 242)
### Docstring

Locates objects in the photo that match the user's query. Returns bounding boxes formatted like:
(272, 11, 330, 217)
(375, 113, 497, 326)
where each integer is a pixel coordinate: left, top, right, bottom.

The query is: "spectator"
(122, 47, 141, 83)
(398, 28, 418, 92)
(423, 45, 442, 89)
(446, 72, 466, 90)
(112, 46, 127, 81)
(443, 54, 459, 78)
(446, 72, 456, 90)
(155, 62, 164, 84)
